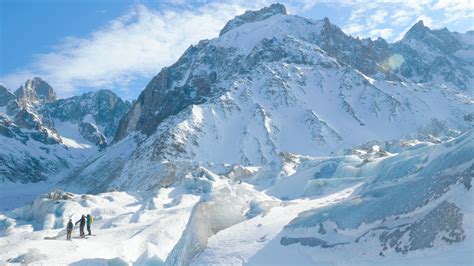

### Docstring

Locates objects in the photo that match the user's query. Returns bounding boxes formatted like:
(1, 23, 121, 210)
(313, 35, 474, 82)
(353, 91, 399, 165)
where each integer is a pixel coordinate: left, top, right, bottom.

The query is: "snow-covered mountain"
(0, 4, 473, 265)
(65, 3, 473, 193)
(0, 78, 130, 184)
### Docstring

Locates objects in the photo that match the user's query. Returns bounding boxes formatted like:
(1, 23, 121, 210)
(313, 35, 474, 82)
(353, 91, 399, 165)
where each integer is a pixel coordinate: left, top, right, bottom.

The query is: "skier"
(66, 219, 74, 240)
(75, 215, 86, 237)
(86, 214, 94, 235)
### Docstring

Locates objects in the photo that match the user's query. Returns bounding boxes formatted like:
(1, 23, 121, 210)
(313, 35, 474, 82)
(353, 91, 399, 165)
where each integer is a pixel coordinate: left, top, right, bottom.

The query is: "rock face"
(14, 109, 43, 130)
(15, 77, 57, 105)
(393, 20, 474, 89)
(0, 80, 130, 183)
(0, 85, 15, 107)
(78, 122, 107, 149)
(219, 3, 287, 36)
(115, 14, 473, 144)
(46, 89, 130, 139)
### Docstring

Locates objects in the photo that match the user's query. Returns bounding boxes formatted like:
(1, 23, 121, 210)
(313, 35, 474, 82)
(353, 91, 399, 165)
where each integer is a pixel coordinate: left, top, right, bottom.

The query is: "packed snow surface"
(1, 131, 472, 265)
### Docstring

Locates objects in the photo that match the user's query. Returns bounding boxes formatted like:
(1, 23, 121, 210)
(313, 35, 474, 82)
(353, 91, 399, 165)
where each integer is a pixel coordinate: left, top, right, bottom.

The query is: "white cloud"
(368, 10, 388, 26)
(416, 15, 434, 28)
(2, 0, 473, 98)
(1, 2, 260, 98)
(342, 0, 474, 41)
(343, 23, 365, 35)
(392, 10, 412, 26)
(431, 0, 474, 12)
(368, 28, 394, 39)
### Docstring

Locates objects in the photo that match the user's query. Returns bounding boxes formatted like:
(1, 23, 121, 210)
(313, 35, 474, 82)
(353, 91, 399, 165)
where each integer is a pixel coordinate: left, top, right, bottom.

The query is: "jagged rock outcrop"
(0, 80, 130, 183)
(0, 85, 15, 107)
(46, 89, 130, 138)
(78, 122, 107, 149)
(393, 20, 473, 89)
(219, 3, 287, 36)
(15, 77, 57, 106)
(14, 109, 43, 130)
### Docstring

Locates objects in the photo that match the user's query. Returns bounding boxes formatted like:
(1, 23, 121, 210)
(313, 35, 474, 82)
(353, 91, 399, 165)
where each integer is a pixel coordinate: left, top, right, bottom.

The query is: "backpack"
(88, 215, 94, 224)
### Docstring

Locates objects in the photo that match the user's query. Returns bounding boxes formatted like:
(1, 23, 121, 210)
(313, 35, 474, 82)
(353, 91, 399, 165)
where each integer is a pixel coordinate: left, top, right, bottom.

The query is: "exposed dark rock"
(15, 77, 57, 105)
(78, 122, 107, 149)
(219, 3, 287, 36)
(46, 89, 130, 138)
(0, 85, 15, 106)
(14, 109, 42, 130)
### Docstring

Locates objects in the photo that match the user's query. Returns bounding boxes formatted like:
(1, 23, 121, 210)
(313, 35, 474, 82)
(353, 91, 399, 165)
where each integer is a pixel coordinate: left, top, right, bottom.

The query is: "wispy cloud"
(1, 2, 262, 98)
(2, 0, 473, 99)
(392, 10, 412, 26)
(368, 28, 393, 39)
(342, 0, 473, 41)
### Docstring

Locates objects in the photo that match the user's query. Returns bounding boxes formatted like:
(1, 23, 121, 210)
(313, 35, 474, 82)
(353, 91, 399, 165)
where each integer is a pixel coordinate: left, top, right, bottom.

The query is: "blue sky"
(1, 0, 473, 99)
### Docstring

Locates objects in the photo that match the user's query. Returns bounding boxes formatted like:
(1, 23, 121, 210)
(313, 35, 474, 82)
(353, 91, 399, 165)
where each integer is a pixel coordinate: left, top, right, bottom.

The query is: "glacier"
(0, 3, 473, 265)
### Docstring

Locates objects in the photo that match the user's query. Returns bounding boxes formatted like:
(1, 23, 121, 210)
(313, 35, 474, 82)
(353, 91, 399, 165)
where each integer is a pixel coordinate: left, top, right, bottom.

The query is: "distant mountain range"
(0, 77, 130, 183)
(0, 4, 472, 264)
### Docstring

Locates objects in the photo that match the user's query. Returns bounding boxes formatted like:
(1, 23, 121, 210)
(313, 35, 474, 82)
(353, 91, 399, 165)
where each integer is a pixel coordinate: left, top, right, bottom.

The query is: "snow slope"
(65, 4, 473, 193)
(1, 131, 472, 265)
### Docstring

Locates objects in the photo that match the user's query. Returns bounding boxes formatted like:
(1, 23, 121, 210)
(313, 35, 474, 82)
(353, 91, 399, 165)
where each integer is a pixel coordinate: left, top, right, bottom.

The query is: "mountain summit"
(219, 3, 287, 36)
(71, 4, 472, 192)
(15, 77, 57, 105)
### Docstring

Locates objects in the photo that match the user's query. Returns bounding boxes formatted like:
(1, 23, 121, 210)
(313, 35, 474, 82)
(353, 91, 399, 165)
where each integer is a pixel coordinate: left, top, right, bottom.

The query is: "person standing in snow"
(75, 215, 86, 237)
(86, 214, 94, 235)
(66, 219, 74, 240)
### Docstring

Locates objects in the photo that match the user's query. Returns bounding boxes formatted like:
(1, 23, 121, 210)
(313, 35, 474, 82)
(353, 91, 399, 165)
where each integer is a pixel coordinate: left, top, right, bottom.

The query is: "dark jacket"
(75, 216, 86, 227)
(67, 221, 74, 230)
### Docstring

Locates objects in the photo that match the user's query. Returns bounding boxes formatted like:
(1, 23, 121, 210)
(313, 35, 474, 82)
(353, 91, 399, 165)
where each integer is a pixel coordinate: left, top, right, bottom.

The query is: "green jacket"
(86, 215, 93, 225)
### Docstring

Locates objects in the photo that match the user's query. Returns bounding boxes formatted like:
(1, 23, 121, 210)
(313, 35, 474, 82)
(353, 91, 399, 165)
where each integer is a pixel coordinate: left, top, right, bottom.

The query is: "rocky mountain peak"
(399, 19, 464, 58)
(219, 3, 287, 36)
(15, 77, 57, 105)
(0, 85, 15, 106)
(113, 4, 473, 144)
(47, 88, 130, 138)
(403, 20, 427, 39)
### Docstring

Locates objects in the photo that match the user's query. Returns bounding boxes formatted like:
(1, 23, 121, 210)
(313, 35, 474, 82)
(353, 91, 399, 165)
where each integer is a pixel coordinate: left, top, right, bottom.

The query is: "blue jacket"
(67, 221, 74, 230)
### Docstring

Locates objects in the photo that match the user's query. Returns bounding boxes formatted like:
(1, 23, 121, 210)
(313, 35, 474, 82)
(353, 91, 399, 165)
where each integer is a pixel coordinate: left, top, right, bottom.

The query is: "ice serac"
(219, 3, 287, 36)
(278, 131, 473, 258)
